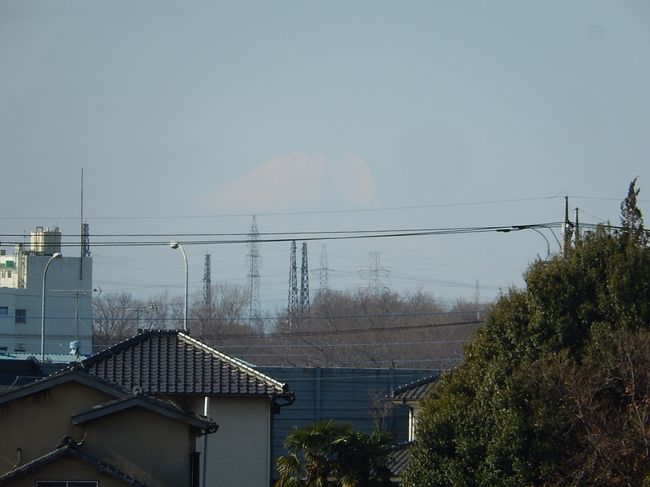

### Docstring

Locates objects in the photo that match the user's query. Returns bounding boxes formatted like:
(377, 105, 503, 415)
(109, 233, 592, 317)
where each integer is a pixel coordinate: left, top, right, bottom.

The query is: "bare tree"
(92, 292, 142, 352)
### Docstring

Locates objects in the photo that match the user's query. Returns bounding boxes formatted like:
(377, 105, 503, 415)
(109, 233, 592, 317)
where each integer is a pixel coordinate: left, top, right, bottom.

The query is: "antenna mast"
(80, 169, 91, 280)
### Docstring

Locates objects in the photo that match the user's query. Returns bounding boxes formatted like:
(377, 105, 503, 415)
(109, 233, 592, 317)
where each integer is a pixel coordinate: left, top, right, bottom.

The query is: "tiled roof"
(389, 373, 439, 403)
(388, 442, 412, 477)
(83, 330, 292, 398)
(0, 357, 44, 393)
(0, 437, 147, 486)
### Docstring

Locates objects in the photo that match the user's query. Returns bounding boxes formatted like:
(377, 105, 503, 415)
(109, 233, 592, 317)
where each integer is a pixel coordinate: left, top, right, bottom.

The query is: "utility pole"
(562, 196, 573, 257)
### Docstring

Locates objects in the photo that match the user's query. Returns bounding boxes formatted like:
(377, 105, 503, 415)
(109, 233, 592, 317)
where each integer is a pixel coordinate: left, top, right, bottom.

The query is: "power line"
(0, 222, 567, 247)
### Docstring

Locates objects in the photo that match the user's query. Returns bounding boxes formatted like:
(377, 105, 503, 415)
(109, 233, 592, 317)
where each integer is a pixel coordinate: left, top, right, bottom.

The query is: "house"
(0, 227, 93, 355)
(82, 329, 295, 487)
(0, 367, 216, 487)
(387, 374, 439, 482)
(389, 373, 439, 443)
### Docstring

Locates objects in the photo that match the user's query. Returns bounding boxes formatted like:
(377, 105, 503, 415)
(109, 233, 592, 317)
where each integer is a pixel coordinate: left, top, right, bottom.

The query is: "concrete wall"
(0, 254, 92, 355)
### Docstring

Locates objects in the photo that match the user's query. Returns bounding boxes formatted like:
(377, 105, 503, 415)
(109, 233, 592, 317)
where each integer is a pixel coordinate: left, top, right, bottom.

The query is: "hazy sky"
(1, 1, 649, 311)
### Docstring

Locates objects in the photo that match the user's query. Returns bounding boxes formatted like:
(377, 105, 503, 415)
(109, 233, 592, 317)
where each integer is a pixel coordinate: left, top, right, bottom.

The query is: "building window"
(6, 271, 11, 278)
(15, 309, 26, 324)
(0, 307, 8, 316)
(36, 481, 98, 487)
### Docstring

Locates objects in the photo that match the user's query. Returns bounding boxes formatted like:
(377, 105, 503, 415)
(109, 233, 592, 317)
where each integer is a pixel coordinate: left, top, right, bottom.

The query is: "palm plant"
(275, 420, 393, 487)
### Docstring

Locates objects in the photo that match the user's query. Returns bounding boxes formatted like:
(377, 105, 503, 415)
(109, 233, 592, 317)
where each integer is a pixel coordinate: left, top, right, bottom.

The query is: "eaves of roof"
(0, 368, 129, 407)
(83, 330, 293, 399)
(71, 394, 218, 433)
(0, 438, 147, 486)
(388, 442, 412, 478)
(389, 373, 439, 403)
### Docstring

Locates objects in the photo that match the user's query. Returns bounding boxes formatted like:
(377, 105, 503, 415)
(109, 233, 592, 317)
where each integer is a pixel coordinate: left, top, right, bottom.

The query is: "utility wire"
(0, 222, 565, 247)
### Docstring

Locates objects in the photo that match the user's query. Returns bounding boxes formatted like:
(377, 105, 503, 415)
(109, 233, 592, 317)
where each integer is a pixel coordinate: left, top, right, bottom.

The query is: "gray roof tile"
(83, 330, 292, 399)
(390, 373, 439, 403)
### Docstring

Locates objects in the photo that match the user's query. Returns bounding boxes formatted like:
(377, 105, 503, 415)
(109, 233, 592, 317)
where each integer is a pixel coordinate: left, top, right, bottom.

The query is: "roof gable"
(71, 394, 217, 432)
(0, 368, 129, 407)
(83, 330, 292, 398)
(0, 437, 147, 486)
(390, 374, 439, 403)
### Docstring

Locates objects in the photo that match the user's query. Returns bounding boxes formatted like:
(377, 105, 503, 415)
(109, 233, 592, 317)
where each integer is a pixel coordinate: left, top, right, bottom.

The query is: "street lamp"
(497, 226, 553, 260)
(169, 241, 188, 332)
(41, 252, 62, 361)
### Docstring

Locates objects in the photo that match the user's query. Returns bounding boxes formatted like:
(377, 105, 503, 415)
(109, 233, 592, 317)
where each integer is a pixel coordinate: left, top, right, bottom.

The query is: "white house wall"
(193, 396, 272, 487)
(0, 255, 92, 355)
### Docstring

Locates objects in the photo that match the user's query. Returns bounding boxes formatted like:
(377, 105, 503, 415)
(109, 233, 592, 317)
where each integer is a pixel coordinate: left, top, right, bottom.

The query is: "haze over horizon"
(1, 1, 648, 311)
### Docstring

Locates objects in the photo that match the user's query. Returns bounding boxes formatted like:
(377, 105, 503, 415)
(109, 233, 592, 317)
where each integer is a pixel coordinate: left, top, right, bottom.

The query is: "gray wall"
(256, 366, 437, 479)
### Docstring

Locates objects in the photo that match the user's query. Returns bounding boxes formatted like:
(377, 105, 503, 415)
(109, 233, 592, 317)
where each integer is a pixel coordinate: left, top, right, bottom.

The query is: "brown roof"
(83, 330, 292, 399)
(389, 374, 438, 403)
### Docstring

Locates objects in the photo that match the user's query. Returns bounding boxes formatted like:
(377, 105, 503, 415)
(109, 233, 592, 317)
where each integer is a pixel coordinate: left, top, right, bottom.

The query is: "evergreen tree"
(403, 182, 650, 486)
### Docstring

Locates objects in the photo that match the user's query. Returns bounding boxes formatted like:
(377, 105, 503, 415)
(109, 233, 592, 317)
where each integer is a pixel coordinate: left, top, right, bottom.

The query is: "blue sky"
(1, 1, 649, 310)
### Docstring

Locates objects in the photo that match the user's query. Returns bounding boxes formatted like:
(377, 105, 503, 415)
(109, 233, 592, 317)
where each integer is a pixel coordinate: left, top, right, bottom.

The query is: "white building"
(0, 227, 92, 356)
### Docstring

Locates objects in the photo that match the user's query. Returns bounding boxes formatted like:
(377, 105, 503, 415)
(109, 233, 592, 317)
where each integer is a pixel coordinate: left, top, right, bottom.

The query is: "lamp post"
(41, 252, 62, 361)
(497, 226, 554, 261)
(169, 241, 188, 332)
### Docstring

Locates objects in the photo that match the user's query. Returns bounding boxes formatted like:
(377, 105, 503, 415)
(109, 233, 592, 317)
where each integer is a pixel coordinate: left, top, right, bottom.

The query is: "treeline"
(92, 286, 487, 369)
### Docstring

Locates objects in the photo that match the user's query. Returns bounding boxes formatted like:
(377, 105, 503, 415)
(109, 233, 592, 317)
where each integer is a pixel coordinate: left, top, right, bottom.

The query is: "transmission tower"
(300, 242, 310, 313)
(360, 251, 389, 295)
(288, 241, 299, 320)
(319, 245, 329, 291)
(247, 216, 261, 321)
(203, 253, 212, 307)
